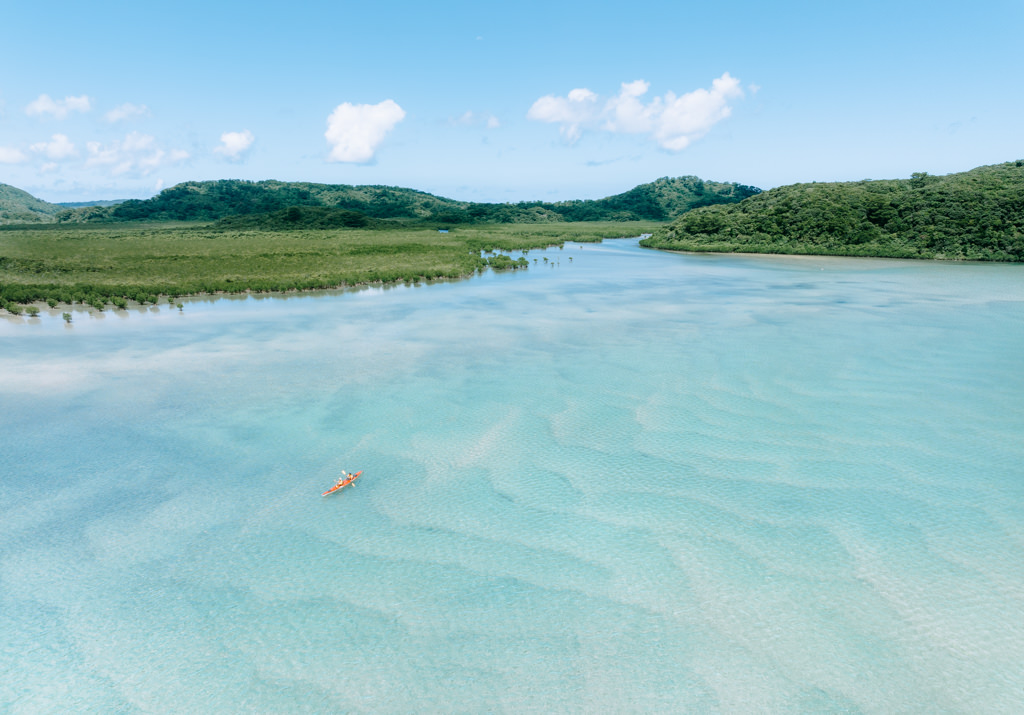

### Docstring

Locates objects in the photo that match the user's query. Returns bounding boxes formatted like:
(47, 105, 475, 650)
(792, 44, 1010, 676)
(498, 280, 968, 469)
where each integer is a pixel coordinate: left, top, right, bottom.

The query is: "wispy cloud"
(25, 94, 92, 119)
(0, 146, 28, 163)
(86, 131, 188, 176)
(214, 130, 255, 160)
(105, 103, 150, 122)
(528, 73, 744, 150)
(585, 156, 628, 167)
(30, 133, 78, 160)
(451, 111, 501, 129)
(325, 100, 405, 163)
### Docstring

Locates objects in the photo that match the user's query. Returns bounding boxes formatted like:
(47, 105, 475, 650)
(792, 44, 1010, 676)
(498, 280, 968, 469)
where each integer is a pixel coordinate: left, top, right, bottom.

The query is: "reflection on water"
(2, 240, 1023, 712)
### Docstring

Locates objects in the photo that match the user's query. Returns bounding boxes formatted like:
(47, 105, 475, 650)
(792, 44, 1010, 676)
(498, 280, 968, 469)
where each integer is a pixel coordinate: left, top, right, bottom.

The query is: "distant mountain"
(57, 199, 128, 208)
(48, 177, 761, 225)
(641, 160, 1024, 261)
(0, 183, 62, 224)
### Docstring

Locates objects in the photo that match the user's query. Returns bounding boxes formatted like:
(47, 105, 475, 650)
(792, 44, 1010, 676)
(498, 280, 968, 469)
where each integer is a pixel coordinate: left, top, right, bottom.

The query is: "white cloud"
(325, 99, 406, 163)
(214, 129, 255, 160)
(527, 88, 599, 143)
(86, 131, 189, 176)
(30, 133, 78, 160)
(0, 146, 28, 163)
(604, 80, 658, 134)
(527, 73, 744, 150)
(105, 103, 149, 122)
(654, 73, 744, 150)
(25, 94, 92, 119)
(85, 141, 120, 167)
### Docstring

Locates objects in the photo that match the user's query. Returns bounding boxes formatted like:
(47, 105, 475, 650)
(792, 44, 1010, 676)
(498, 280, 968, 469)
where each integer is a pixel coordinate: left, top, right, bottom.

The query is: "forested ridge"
(641, 160, 1024, 261)
(0, 184, 62, 224)
(43, 176, 759, 225)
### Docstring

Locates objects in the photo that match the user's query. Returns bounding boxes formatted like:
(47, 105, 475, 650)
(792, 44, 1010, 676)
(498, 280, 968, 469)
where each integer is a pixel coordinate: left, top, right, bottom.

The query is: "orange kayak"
(321, 470, 362, 496)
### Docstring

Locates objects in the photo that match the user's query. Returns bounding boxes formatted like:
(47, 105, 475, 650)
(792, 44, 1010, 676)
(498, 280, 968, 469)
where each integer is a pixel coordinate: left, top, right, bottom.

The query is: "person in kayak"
(335, 471, 349, 488)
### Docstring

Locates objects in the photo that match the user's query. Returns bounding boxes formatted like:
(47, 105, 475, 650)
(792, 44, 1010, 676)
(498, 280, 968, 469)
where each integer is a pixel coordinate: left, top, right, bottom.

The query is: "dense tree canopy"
(213, 206, 374, 230)
(44, 176, 759, 225)
(641, 161, 1024, 261)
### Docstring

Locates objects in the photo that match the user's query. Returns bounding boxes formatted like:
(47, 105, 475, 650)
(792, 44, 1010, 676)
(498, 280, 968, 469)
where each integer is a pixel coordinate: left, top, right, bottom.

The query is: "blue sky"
(2, 0, 1022, 203)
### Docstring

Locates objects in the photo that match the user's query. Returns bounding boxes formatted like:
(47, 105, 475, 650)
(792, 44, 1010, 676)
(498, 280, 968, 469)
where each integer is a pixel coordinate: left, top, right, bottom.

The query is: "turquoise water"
(2, 239, 1023, 712)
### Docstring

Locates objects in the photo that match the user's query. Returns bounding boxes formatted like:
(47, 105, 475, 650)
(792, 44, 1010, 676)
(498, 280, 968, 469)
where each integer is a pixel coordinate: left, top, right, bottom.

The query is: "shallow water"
(2, 239, 1023, 712)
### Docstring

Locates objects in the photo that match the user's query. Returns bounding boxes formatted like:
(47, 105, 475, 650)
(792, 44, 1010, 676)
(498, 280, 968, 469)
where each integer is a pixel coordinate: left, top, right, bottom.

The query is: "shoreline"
(643, 244, 1020, 265)
(0, 251, 547, 321)
(0, 233, 652, 321)
(1, 224, 659, 319)
(6, 234, 1021, 323)
(0, 279, 437, 321)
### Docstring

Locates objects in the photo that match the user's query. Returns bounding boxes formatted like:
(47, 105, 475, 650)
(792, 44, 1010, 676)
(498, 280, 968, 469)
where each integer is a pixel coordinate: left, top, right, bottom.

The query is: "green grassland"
(0, 221, 660, 312)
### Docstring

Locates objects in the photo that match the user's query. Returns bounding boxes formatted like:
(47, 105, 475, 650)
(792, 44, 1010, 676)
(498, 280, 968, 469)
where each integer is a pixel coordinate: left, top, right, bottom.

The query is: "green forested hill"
(517, 176, 760, 222)
(641, 161, 1024, 261)
(49, 176, 759, 225)
(54, 180, 467, 223)
(0, 184, 62, 224)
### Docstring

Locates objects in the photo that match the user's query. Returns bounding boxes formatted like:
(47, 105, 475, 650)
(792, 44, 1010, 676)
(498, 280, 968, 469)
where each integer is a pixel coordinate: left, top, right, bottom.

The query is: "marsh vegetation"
(0, 221, 660, 311)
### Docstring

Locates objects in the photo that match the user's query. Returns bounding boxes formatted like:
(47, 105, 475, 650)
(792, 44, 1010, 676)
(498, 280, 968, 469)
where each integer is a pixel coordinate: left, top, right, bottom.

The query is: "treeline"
(50, 176, 759, 226)
(424, 177, 760, 224)
(214, 206, 376, 230)
(1, 283, 172, 315)
(641, 161, 1024, 261)
(54, 181, 454, 223)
